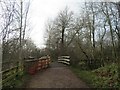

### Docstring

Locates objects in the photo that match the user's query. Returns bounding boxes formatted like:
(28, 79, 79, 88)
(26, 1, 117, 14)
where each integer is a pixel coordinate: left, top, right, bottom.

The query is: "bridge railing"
(25, 56, 51, 75)
(37, 56, 51, 71)
(1, 56, 51, 88)
(1, 64, 24, 88)
(58, 56, 70, 65)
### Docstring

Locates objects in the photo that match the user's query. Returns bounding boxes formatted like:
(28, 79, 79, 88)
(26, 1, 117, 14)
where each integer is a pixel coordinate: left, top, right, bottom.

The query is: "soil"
(26, 61, 89, 88)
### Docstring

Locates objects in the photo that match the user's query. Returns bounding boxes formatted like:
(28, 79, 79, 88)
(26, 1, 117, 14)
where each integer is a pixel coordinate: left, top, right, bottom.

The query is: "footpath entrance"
(26, 61, 89, 88)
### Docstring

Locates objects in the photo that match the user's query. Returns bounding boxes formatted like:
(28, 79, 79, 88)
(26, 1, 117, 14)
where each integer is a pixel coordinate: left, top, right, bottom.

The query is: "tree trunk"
(117, 2, 120, 57)
(91, 4, 96, 60)
(61, 26, 65, 55)
(76, 41, 89, 61)
(108, 16, 117, 62)
(116, 1, 120, 83)
(19, 0, 23, 66)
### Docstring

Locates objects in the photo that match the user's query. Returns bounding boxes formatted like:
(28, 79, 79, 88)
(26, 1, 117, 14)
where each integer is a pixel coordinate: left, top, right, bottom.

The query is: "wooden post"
(15, 61, 19, 80)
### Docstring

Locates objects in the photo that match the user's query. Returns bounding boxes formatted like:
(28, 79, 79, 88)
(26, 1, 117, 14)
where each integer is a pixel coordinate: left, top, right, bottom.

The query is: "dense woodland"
(0, 1, 120, 88)
(45, 2, 120, 68)
(44, 2, 120, 87)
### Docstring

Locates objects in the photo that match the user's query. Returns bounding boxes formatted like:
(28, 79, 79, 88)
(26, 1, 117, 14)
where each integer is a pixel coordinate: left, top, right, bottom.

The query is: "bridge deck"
(26, 62, 89, 88)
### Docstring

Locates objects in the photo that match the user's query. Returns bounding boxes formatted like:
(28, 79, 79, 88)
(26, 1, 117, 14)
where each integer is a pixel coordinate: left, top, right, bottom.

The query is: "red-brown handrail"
(25, 56, 51, 75)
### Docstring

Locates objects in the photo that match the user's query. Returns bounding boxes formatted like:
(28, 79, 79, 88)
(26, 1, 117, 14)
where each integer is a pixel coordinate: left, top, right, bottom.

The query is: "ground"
(26, 62, 89, 88)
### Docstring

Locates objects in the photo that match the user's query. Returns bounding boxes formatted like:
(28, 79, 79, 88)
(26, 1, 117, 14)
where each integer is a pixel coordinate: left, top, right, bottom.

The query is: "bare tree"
(45, 2, 119, 69)
(101, 3, 117, 61)
(0, 0, 31, 69)
(55, 7, 74, 55)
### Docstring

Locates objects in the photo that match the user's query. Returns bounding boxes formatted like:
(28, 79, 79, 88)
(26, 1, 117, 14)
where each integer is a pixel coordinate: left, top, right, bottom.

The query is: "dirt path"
(26, 62, 89, 88)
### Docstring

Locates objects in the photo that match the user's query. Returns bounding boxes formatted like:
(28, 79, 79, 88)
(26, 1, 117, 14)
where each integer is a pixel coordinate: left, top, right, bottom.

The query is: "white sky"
(29, 0, 119, 48)
(29, 0, 82, 48)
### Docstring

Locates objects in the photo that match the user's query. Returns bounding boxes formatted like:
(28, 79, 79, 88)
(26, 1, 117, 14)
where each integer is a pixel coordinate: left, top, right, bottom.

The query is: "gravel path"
(26, 62, 89, 88)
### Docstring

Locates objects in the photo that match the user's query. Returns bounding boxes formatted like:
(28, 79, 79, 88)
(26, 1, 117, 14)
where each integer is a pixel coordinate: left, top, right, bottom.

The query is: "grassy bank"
(70, 66, 95, 87)
(70, 63, 119, 88)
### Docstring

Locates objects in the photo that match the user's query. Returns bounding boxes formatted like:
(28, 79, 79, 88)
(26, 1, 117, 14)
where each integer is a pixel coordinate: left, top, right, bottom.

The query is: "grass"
(70, 66, 95, 87)
(70, 63, 119, 88)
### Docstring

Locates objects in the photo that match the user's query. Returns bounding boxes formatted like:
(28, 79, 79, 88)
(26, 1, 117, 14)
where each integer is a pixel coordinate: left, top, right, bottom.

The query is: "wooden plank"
(2, 70, 23, 85)
(58, 56, 70, 65)
(2, 66, 18, 73)
(58, 59, 70, 62)
(2, 65, 24, 87)
(58, 61, 70, 65)
(25, 59, 39, 62)
(58, 56, 70, 59)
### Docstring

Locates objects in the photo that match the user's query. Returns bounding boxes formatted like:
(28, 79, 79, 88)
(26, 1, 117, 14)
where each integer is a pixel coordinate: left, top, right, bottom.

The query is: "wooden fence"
(1, 64, 24, 88)
(0, 72, 1, 89)
(1, 55, 51, 88)
(25, 55, 51, 75)
(58, 56, 70, 65)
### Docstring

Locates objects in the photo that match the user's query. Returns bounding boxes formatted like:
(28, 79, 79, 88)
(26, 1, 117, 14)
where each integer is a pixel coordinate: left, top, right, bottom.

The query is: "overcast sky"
(28, 0, 119, 48)
(29, 0, 84, 48)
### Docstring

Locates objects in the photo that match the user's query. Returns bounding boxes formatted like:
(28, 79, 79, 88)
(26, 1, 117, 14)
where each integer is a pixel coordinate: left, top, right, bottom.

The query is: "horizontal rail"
(58, 56, 70, 65)
(2, 65, 24, 87)
(2, 70, 23, 85)
(25, 56, 51, 75)
(2, 66, 18, 73)
(58, 61, 70, 65)
(25, 56, 50, 62)
(25, 58, 40, 62)
(58, 56, 70, 59)
(58, 58, 70, 62)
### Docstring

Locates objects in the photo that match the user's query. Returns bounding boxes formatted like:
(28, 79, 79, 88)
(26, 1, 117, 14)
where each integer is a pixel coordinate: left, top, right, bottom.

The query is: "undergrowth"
(71, 63, 119, 88)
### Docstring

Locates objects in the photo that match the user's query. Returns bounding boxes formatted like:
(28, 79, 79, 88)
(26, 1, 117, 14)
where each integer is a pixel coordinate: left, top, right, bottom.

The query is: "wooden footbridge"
(1, 55, 71, 88)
